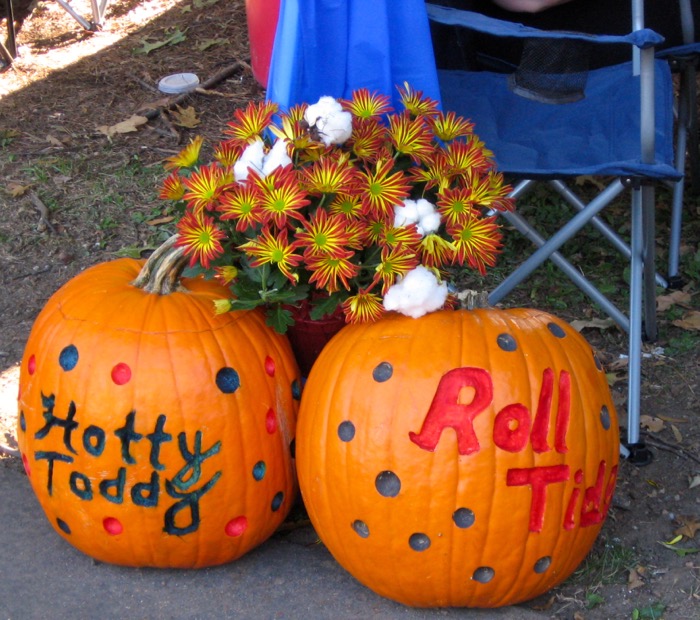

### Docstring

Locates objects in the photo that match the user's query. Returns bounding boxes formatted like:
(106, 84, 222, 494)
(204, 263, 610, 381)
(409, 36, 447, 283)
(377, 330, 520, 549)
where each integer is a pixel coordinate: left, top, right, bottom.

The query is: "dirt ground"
(0, 1, 699, 618)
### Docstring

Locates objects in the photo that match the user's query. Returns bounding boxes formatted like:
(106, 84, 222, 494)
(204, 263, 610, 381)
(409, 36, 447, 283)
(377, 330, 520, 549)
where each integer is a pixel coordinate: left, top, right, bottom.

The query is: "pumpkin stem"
(455, 289, 490, 310)
(132, 234, 189, 295)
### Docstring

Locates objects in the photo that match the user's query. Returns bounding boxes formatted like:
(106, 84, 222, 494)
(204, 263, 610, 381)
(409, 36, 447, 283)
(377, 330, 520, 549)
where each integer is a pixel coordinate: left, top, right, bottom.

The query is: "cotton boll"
(394, 200, 420, 227)
(262, 138, 292, 175)
(234, 139, 265, 181)
(418, 211, 441, 235)
(304, 96, 352, 146)
(383, 265, 448, 319)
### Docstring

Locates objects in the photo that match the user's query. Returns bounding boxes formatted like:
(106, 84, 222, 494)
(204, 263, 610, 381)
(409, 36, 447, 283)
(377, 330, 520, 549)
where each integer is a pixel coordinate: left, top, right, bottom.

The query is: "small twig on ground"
(9, 265, 52, 281)
(642, 433, 700, 465)
(28, 191, 57, 234)
(141, 61, 247, 122)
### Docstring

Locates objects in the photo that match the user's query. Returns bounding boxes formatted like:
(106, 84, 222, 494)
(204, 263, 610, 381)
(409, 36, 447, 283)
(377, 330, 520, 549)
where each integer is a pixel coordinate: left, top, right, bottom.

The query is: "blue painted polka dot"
(19, 411, 26, 432)
(292, 379, 302, 401)
(252, 461, 266, 481)
(216, 367, 240, 394)
(56, 518, 71, 534)
(59, 345, 79, 371)
(271, 491, 284, 512)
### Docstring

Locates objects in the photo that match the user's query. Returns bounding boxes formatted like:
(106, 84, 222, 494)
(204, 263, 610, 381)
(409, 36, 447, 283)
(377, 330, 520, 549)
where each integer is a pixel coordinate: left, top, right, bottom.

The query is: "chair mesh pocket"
(508, 37, 591, 104)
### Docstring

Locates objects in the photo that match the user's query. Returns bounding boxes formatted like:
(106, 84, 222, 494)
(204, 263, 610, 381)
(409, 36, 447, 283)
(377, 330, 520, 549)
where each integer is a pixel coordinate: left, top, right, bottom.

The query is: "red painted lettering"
(409, 367, 493, 455)
(493, 404, 530, 452)
(506, 465, 570, 532)
(580, 460, 607, 527)
(554, 370, 571, 453)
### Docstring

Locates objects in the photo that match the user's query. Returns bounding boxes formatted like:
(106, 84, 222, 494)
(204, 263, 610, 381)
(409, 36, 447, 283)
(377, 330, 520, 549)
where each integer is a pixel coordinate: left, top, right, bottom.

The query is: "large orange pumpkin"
(297, 308, 619, 608)
(17, 238, 300, 568)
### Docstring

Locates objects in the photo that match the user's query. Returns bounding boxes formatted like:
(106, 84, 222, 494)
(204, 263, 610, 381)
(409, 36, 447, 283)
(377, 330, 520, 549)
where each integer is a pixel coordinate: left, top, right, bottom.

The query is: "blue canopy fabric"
(266, 0, 442, 111)
(438, 59, 680, 180)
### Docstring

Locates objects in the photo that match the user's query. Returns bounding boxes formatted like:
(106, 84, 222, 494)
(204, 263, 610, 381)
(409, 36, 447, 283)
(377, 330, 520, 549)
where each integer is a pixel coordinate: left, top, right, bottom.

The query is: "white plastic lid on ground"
(158, 73, 200, 94)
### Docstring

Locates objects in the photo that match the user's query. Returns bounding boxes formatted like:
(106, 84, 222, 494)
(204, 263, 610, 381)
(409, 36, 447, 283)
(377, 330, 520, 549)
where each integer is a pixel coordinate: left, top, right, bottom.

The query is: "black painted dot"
(252, 461, 266, 481)
(409, 533, 431, 551)
(292, 379, 302, 401)
(547, 322, 566, 338)
(58, 345, 79, 371)
(289, 438, 296, 459)
(375, 471, 401, 497)
(473, 566, 495, 583)
(338, 421, 356, 442)
(600, 405, 611, 431)
(215, 367, 240, 394)
(496, 333, 517, 352)
(372, 362, 393, 382)
(56, 518, 71, 535)
(452, 507, 475, 529)
(271, 491, 284, 512)
(352, 520, 370, 538)
(19, 411, 26, 433)
(534, 556, 551, 574)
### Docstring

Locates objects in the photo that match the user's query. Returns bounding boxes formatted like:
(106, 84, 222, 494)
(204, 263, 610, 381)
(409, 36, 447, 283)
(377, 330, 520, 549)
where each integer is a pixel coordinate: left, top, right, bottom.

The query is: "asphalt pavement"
(0, 459, 544, 619)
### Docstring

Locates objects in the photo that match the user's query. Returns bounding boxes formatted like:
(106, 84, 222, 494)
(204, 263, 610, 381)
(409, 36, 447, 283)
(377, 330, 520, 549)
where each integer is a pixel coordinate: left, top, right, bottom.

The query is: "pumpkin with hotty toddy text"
(296, 308, 619, 608)
(16, 236, 301, 568)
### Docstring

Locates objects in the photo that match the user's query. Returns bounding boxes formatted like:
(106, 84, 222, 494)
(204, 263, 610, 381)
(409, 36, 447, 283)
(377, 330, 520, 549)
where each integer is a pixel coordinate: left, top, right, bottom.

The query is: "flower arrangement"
(159, 83, 513, 333)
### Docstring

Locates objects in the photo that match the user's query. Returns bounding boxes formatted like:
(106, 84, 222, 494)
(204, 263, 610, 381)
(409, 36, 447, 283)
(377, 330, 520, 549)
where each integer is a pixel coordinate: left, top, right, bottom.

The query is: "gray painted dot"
(547, 321, 566, 338)
(372, 362, 393, 382)
(473, 566, 495, 583)
(375, 471, 401, 497)
(534, 556, 551, 574)
(497, 333, 517, 352)
(352, 520, 369, 538)
(452, 507, 475, 529)
(338, 421, 356, 442)
(408, 533, 431, 551)
(600, 405, 611, 430)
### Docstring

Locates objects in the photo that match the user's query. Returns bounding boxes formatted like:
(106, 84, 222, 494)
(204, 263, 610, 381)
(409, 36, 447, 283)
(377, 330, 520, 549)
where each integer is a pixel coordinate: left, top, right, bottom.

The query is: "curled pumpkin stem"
(132, 234, 189, 295)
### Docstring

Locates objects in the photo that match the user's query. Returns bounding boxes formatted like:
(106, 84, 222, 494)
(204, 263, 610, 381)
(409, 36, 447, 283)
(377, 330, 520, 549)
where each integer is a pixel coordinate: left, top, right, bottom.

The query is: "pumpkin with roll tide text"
(17, 236, 300, 568)
(296, 308, 619, 608)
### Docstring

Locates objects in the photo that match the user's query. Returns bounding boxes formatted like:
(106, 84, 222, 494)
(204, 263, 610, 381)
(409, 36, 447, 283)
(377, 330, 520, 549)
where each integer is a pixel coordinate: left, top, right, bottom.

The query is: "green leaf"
(266, 306, 294, 334)
(632, 602, 666, 619)
(585, 592, 605, 609)
(134, 28, 188, 55)
(309, 293, 343, 321)
(197, 38, 228, 52)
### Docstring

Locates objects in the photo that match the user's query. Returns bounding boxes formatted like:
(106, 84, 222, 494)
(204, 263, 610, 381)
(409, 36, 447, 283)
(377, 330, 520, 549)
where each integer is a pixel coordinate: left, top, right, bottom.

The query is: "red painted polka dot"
(22, 453, 30, 476)
(103, 517, 123, 535)
(264, 356, 276, 377)
(574, 469, 584, 484)
(265, 408, 277, 433)
(111, 363, 132, 386)
(27, 354, 36, 375)
(224, 516, 248, 537)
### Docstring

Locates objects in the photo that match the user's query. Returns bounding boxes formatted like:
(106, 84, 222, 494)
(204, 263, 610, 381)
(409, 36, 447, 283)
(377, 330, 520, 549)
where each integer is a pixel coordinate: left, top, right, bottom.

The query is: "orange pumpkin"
(297, 308, 618, 608)
(17, 238, 300, 568)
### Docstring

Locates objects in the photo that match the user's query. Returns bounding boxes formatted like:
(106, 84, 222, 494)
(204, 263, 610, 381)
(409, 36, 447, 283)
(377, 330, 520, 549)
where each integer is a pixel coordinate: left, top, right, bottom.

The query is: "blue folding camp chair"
(426, 1, 685, 462)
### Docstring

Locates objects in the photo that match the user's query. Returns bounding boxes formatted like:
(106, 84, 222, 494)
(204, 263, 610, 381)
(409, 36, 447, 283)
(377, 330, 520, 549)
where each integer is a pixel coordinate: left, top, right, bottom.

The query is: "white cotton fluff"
(234, 138, 292, 182)
(383, 265, 448, 319)
(262, 138, 293, 175)
(394, 198, 441, 236)
(304, 96, 353, 146)
(234, 139, 265, 181)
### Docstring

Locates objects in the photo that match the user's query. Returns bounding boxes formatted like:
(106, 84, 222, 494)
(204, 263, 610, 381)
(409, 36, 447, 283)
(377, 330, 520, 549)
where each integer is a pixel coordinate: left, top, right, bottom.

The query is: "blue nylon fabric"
(266, 0, 442, 111)
(426, 5, 665, 48)
(438, 59, 680, 180)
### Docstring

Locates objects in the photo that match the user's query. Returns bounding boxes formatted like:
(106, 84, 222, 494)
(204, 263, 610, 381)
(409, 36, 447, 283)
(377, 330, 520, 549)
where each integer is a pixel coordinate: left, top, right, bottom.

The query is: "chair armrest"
(426, 3, 665, 48)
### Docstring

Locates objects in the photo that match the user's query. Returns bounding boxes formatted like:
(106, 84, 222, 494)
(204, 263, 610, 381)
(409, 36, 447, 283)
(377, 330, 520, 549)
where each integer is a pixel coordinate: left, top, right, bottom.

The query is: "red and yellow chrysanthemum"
(176, 211, 225, 269)
(238, 227, 302, 284)
(449, 213, 503, 275)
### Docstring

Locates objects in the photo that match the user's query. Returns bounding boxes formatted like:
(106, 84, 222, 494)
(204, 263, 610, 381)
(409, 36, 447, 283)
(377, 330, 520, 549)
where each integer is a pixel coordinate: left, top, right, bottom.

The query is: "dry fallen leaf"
(689, 474, 700, 490)
(146, 216, 175, 226)
(671, 424, 683, 443)
(672, 310, 700, 331)
(5, 182, 31, 197)
(674, 515, 700, 540)
(170, 105, 200, 128)
(571, 317, 616, 331)
(628, 567, 645, 590)
(640, 414, 665, 433)
(656, 289, 692, 312)
(98, 115, 149, 138)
